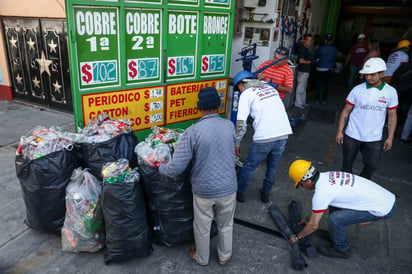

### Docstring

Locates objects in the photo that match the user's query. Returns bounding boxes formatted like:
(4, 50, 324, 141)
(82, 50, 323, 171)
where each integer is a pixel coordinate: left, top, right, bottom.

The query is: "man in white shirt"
(383, 39, 411, 83)
(336, 57, 398, 179)
(233, 70, 292, 203)
(288, 159, 396, 259)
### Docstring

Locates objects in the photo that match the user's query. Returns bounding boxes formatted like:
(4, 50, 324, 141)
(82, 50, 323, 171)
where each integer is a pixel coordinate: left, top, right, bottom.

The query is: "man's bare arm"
(336, 104, 353, 144)
(235, 120, 247, 145)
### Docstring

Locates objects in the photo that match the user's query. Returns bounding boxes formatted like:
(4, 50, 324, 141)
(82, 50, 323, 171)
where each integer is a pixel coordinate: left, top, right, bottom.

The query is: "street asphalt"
(1, 73, 411, 273)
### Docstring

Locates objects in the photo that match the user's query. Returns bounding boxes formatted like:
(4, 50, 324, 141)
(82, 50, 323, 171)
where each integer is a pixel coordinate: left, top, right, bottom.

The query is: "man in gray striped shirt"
(159, 87, 237, 266)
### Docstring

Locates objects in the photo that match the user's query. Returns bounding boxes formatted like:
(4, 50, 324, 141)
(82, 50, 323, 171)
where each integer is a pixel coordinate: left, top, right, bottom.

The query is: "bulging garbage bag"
(288, 200, 318, 258)
(268, 204, 307, 270)
(102, 165, 152, 264)
(138, 164, 195, 247)
(15, 146, 80, 234)
(81, 132, 138, 181)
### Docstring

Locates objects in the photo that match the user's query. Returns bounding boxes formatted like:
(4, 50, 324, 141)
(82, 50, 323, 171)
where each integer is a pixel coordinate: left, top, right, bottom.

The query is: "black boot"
(317, 245, 350, 259)
(236, 192, 245, 203)
(260, 190, 269, 203)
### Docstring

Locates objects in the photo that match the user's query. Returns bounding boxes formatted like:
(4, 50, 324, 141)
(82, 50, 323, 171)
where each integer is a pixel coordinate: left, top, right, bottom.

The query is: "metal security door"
(3, 18, 73, 112)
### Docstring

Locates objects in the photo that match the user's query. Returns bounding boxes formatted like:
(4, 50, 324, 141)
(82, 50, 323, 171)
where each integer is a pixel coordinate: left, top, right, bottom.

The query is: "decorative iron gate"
(2, 18, 73, 112)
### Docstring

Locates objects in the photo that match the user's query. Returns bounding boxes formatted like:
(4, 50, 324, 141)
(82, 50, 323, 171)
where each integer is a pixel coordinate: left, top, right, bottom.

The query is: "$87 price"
(128, 58, 159, 81)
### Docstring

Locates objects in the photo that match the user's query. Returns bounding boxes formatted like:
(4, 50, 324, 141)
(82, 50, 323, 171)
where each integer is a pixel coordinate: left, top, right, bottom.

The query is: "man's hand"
(289, 234, 299, 244)
(235, 145, 241, 157)
(336, 104, 353, 145)
(385, 108, 397, 151)
(255, 72, 265, 80)
(383, 138, 393, 151)
(336, 131, 344, 145)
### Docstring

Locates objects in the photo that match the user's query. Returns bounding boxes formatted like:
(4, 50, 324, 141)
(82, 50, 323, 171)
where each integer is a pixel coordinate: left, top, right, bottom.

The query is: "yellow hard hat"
(289, 159, 312, 188)
(397, 40, 411, 49)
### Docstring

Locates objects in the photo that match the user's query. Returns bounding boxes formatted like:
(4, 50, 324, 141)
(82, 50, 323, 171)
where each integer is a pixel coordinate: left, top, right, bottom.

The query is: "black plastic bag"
(15, 146, 80, 234)
(139, 164, 195, 247)
(81, 132, 138, 181)
(268, 204, 307, 271)
(102, 168, 153, 264)
(288, 200, 318, 258)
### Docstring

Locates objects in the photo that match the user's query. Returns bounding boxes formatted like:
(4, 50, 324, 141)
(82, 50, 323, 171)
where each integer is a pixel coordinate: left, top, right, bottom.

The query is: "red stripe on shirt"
(312, 209, 328, 213)
(345, 100, 354, 106)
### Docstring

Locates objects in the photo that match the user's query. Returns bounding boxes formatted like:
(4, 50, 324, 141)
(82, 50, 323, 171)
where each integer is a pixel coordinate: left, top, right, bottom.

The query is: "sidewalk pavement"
(1, 74, 412, 273)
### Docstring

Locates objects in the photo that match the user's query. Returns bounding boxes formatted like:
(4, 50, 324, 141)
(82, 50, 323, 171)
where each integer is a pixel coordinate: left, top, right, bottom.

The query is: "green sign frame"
(66, 0, 235, 139)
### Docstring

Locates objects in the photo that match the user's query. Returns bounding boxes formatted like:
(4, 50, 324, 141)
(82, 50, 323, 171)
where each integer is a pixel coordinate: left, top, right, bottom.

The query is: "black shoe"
(317, 245, 350, 259)
(295, 104, 306, 109)
(260, 190, 269, 203)
(400, 139, 411, 144)
(236, 192, 245, 203)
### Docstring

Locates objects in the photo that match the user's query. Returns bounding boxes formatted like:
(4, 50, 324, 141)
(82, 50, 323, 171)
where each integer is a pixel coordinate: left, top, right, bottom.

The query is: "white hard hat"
(359, 57, 386, 74)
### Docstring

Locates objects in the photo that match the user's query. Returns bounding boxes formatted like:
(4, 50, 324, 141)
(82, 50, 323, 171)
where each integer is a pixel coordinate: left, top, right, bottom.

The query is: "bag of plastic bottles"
(134, 126, 183, 167)
(101, 159, 152, 264)
(145, 126, 181, 147)
(80, 113, 132, 143)
(16, 126, 81, 160)
(80, 132, 138, 181)
(135, 142, 171, 167)
(79, 114, 138, 181)
(138, 164, 195, 246)
(61, 167, 104, 252)
(15, 144, 81, 234)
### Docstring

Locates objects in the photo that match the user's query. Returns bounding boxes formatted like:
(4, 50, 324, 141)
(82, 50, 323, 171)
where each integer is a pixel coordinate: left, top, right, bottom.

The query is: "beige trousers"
(193, 192, 236, 265)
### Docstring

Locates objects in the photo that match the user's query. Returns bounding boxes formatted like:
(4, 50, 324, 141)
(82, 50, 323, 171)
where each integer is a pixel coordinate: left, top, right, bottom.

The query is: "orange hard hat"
(288, 159, 312, 188)
(397, 40, 411, 49)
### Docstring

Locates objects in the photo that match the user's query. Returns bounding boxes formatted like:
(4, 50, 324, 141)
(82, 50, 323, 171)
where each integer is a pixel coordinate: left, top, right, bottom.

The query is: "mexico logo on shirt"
(378, 96, 387, 104)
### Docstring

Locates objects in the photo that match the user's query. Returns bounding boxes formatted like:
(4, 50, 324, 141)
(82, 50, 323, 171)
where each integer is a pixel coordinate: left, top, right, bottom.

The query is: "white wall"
(308, 0, 326, 36)
(229, 0, 323, 77)
(230, 0, 289, 76)
(0, 0, 66, 18)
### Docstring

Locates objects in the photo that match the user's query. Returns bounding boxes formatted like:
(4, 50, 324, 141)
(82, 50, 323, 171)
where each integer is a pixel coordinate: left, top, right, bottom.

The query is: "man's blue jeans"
(342, 135, 382, 179)
(237, 139, 287, 195)
(328, 203, 397, 252)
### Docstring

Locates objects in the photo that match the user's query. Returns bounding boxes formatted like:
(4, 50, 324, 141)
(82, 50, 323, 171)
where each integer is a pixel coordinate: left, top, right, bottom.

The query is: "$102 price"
(80, 61, 117, 85)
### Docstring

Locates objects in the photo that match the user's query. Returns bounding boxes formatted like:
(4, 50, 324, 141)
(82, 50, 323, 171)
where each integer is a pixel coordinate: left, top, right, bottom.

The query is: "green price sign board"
(66, 0, 235, 139)
(168, 0, 199, 6)
(204, 0, 230, 8)
(126, 0, 161, 3)
(125, 8, 162, 85)
(73, 6, 120, 90)
(200, 12, 230, 76)
(166, 10, 198, 80)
